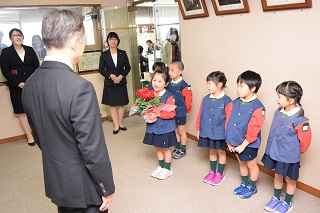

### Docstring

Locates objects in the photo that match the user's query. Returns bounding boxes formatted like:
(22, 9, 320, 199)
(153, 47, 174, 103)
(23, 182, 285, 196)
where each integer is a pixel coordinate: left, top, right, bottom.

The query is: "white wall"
(181, 0, 320, 190)
(0, 86, 25, 139)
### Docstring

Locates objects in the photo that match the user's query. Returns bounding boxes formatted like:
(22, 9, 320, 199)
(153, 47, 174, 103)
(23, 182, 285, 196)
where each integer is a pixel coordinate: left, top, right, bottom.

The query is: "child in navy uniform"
(152, 62, 166, 72)
(196, 71, 232, 185)
(262, 81, 311, 213)
(225, 70, 266, 199)
(168, 61, 192, 159)
(147, 62, 166, 90)
(143, 69, 177, 180)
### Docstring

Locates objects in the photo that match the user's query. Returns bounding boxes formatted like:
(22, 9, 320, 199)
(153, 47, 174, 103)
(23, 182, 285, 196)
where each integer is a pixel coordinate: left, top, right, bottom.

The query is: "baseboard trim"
(0, 134, 27, 144)
(1, 117, 109, 144)
(186, 133, 320, 198)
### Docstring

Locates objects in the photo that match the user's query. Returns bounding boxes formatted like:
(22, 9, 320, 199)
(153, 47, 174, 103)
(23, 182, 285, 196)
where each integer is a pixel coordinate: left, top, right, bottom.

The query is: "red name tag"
(11, 70, 17, 75)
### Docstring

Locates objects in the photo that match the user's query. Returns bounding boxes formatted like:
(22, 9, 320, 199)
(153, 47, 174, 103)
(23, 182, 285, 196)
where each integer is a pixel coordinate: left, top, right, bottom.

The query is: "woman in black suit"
(0, 28, 39, 146)
(99, 32, 131, 134)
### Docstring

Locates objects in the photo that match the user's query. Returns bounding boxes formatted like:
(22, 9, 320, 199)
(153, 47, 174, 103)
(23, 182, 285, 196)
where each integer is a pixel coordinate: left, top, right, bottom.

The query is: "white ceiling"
(0, 6, 82, 23)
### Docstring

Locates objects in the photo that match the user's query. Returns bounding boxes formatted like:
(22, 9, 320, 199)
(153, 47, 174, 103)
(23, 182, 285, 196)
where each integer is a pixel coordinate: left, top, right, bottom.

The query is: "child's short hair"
(276, 81, 304, 116)
(237, 70, 262, 93)
(152, 62, 166, 72)
(153, 69, 170, 83)
(206, 71, 227, 88)
(170, 60, 184, 71)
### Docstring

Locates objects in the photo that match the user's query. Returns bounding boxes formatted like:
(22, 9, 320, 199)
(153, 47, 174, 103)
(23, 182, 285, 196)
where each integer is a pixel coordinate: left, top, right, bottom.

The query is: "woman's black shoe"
(113, 129, 120, 134)
(28, 142, 36, 146)
(119, 126, 127, 131)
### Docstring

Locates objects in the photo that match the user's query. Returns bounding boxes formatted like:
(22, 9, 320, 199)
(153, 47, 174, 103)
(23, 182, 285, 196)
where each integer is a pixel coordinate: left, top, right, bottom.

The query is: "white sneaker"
(157, 168, 173, 180)
(151, 166, 164, 178)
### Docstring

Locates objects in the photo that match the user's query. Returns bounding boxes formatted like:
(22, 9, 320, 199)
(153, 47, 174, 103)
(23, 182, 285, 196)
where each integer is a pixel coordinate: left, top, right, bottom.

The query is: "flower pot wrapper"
(129, 88, 163, 121)
(143, 104, 177, 123)
(129, 105, 142, 116)
(129, 88, 176, 123)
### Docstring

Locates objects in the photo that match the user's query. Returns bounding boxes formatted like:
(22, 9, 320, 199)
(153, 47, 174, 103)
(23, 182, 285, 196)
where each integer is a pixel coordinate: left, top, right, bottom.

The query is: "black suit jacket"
(0, 44, 39, 87)
(22, 61, 115, 208)
(99, 48, 131, 87)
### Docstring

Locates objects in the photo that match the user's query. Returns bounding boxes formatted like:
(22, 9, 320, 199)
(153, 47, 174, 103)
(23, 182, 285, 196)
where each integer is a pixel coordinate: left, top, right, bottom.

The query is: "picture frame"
(261, 0, 312, 11)
(177, 0, 209, 19)
(78, 51, 101, 73)
(211, 0, 250, 15)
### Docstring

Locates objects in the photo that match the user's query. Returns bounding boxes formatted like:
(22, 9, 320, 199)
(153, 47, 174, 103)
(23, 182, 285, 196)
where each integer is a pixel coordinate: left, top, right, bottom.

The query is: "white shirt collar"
(155, 89, 166, 97)
(171, 76, 182, 84)
(209, 91, 225, 99)
(240, 94, 257, 103)
(280, 106, 300, 116)
(44, 56, 74, 70)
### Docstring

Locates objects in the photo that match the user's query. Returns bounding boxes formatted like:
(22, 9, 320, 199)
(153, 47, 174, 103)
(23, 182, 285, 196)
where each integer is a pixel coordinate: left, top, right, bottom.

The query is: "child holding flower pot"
(142, 69, 177, 180)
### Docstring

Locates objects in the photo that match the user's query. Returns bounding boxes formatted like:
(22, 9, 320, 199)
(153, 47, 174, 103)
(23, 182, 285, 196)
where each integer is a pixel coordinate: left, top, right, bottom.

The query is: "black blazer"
(99, 48, 131, 87)
(22, 61, 115, 208)
(139, 53, 148, 73)
(0, 44, 39, 87)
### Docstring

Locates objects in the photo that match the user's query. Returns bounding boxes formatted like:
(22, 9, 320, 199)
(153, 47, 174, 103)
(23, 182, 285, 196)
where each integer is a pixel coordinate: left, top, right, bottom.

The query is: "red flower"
(130, 88, 176, 123)
(136, 88, 155, 101)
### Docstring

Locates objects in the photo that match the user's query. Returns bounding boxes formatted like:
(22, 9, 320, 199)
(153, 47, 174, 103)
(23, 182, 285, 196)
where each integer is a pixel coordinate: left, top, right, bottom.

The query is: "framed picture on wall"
(261, 0, 312, 11)
(177, 0, 209, 19)
(78, 51, 101, 72)
(211, 0, 250, 15)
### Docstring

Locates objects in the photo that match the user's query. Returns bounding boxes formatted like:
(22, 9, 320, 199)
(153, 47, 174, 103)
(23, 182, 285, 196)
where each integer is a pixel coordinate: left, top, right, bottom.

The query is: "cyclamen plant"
(134, 87, 162, 110)
(129, 87, 176, 123)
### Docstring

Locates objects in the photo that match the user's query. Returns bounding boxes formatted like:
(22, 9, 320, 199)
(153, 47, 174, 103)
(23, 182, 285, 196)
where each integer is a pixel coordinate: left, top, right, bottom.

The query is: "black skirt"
(143, 131, 177, 148)
(9, 86, 24, 114)
(198, 137, 226, 150)
(102, 84, 129, 106)
(262, 154, 300, 181)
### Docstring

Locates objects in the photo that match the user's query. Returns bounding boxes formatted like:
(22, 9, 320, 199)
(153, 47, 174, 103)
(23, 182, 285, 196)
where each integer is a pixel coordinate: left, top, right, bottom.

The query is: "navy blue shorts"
(198, 137, 226, 150)
(261, 154, 300, 181)
(143, 131, 177, 148)
(230, 147, 258, 162)
(175, 117, 186, 125)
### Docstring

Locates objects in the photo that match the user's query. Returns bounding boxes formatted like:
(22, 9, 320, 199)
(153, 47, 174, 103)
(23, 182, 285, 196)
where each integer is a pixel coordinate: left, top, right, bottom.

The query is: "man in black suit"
(218, 0, 241, 6)
(22, 9, 115, 213)
(183, 0, 202, 11)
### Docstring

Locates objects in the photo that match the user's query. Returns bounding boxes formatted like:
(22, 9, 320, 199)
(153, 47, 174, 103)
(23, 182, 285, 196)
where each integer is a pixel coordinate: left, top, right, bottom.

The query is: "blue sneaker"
(264, 196, 283, 212)
(233, 182, 247, 195)
(274, 201, 293, 213)
(239, 184, 257, 199)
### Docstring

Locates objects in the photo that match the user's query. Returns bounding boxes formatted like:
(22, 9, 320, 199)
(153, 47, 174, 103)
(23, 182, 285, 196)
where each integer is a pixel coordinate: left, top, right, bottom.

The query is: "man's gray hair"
(42, 9, 85, 50)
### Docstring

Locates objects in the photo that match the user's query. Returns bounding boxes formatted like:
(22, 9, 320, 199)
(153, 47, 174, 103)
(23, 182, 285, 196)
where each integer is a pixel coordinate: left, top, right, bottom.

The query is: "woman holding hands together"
(99, 32, 131, 134)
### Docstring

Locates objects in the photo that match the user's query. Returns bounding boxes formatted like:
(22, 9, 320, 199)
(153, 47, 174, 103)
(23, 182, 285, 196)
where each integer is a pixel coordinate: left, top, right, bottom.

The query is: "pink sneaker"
(202, 170, 215, 183)
(210, 172, 225, 185)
